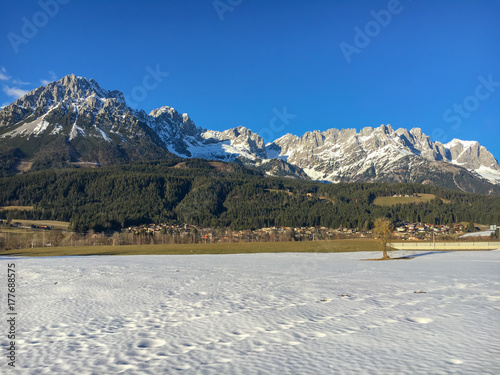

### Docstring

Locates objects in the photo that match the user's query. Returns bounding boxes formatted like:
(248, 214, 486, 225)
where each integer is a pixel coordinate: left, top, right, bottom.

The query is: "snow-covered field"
(2, 251, 499, 374)
(460, 230, 495, 238)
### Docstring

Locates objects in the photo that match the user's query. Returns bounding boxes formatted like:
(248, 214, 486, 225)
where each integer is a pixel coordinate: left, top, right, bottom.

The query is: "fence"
(389, 242, 500, 250)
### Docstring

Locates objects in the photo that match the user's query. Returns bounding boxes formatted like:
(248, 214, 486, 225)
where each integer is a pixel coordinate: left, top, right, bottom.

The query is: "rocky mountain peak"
(1, 74, 499, 192)
(6, 74, 127, 115)
(377, 124, 394, 134)
(53, 74, 107, 101)
(444, 139, 499, 171)
(265, 125, 500, 187)
(149, 106, 198, 138)
(221, 126, 266, 157)
(149, 106, 176, 118)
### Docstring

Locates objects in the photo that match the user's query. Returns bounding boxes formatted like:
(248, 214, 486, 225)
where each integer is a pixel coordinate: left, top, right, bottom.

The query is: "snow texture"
(460, 230, 495, 238)
(2, 250, 499, 374)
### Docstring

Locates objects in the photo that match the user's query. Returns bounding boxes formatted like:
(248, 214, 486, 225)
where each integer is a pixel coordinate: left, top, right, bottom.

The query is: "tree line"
(0, 159, 499, 232)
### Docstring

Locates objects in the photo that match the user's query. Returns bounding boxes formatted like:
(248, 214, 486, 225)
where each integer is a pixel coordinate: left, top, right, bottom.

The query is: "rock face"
(0, 74, 170, 167)
(444, 139, 499, 170)
(266, 125, 500, 187)
(1, 74, 499, 193)
(0, 74, 302, 177)
(146, 108, 270, 162)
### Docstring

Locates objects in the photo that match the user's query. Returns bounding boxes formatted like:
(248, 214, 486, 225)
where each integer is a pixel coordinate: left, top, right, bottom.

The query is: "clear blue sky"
(1, 0, 499, 159)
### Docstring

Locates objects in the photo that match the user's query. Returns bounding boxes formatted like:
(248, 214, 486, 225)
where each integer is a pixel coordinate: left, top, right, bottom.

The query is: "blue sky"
(1, 0, 499, 159)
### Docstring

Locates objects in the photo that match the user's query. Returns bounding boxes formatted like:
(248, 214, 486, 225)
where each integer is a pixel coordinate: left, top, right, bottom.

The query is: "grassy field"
(0, 239, 380, 257)
(373, 193, 439, 206)
(0, 206, 34, 211)
(265, 189, 294, 196)
(6, 219, 70, 229)
(318, 196, 335, 204)
(459, 221, 491, 231)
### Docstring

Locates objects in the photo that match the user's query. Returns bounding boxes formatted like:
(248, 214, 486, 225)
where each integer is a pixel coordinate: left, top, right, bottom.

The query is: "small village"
(392, 222, 464, 240)
(1, 220, 496, 250)
(122, 220, 487, 244)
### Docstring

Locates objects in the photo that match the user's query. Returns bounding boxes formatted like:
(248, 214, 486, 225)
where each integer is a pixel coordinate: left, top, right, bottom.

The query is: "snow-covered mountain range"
(266, 126, 500, 185)
(1, 74, 499, 193)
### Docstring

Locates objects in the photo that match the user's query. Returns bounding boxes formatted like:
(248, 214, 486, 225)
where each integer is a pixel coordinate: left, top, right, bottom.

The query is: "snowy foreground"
(2, 251, 500, 374)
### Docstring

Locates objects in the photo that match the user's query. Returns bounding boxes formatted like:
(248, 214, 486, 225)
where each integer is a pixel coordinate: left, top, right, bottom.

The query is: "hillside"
(0, 159, 498, 232)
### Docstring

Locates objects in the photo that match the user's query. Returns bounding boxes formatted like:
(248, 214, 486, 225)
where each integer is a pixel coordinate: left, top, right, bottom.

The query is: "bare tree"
(49, 229, 65, 247)
(373, 218, 394, 259)
(0, 234, 6, 251)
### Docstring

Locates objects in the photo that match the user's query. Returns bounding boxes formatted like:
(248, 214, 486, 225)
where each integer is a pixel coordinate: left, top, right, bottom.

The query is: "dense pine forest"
(0, 158, 499, 232)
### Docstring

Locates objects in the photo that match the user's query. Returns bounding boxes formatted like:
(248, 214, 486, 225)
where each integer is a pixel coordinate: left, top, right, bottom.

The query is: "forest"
(0, 158, 499, 232)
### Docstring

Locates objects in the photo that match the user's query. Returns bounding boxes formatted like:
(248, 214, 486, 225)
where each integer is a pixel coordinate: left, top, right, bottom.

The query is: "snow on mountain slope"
(1, 74, 499, 190)
(0, 74, 172, 165)
(267, 125, 500, 185)
(444, 138, 500, 182)
(0, 74, 138, 143)
(148, 106, 267, 161)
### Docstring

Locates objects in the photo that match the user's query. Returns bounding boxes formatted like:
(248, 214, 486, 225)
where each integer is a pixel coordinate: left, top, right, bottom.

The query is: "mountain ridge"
(1, 74, 499, 194)
(266, 124, 500, 185)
